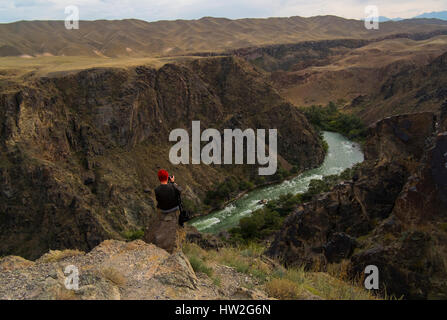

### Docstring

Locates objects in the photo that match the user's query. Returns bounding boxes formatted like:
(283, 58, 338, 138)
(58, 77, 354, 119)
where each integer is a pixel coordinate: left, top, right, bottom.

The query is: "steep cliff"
(267, 111, 447, 299)
(0, 56, 324, 260)
(351, 51, 447, 124)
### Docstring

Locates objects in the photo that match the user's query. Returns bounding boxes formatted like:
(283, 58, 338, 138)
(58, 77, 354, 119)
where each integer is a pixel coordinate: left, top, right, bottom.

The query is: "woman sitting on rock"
(144, 169, 185, 254)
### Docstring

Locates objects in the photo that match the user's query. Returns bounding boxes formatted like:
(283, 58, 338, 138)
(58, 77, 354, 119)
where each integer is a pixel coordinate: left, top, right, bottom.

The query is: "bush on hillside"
(301, 102, 367, 142)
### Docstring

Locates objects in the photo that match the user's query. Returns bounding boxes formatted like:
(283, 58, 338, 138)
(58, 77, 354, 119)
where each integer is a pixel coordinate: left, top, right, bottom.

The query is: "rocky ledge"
(0, 239, 272, 300)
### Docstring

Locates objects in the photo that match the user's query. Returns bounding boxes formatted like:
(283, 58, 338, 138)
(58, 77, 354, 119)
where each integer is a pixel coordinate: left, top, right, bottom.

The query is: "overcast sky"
(1, 0, 446, 23)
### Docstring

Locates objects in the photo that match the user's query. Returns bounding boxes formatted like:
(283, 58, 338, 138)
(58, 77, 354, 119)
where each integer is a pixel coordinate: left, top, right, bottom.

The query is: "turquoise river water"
(189, 131, 364, 234)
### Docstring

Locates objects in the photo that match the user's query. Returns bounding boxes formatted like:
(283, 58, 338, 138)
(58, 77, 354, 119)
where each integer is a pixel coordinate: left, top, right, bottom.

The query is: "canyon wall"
(267, 111, 447, 299)
(0, 56, 324, 259)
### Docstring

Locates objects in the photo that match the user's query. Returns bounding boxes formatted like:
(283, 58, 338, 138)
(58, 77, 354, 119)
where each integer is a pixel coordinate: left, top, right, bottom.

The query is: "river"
(189, 131, 364, 234)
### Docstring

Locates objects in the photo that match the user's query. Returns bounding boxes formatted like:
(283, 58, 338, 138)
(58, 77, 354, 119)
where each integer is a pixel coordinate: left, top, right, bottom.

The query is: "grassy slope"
(0, 55, 209, 82)
(183, 242, 378, 300)
(272, 35, 447, 107)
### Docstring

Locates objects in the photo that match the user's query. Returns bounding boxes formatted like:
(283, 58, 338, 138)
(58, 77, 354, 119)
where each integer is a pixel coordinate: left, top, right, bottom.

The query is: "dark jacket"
(154, 183, 182, 212)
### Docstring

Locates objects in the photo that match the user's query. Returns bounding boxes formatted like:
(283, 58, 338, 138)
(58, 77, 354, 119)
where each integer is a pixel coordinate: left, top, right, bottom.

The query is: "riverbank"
(192, 132, 333, 219)
(190, 132, 364, 234)
(193, 170, 307, 219)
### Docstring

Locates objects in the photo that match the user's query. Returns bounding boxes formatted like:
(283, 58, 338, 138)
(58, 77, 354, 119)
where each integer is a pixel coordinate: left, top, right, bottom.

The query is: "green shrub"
(290, 166, 300, 174)
(265, 193, 301, 216)
(300, 102, 367, 142)
(274, 167, 290, 181)
(239, 180, 254, 190)
(228, 194, 302, 243)
(188, 255, 214, 277)
(254, 176, 266, 185)
(122, 229, 144, 241)
(212, 276, 222, 287)
(301, 165, 360, 202)
(205, 176, 247, 207)
(182, 197, 201, 214)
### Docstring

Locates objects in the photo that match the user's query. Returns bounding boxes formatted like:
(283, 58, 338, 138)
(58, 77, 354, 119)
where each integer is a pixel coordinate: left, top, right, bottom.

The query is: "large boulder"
(0, 240, 202, 300)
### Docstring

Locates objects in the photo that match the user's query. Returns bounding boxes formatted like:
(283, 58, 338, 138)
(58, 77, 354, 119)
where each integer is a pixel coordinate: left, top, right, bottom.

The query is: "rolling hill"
(263, 36, 447, 109)
(348, 49, 447, 124)
(1, 16, 447, 58)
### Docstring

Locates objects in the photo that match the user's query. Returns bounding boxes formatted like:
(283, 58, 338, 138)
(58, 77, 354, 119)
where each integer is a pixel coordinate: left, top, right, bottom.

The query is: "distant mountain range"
(414, 11, 447, 20)
(379, 10, 447, 22)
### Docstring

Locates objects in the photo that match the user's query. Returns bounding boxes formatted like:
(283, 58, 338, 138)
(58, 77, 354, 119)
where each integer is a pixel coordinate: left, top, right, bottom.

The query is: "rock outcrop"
(0, 239, 272, 300)
(363, 112, 435, 164)
(267, 111, 447, 299)
(0, 56, 325, 260)
(186, 226, 224, 250)
(352, 51, 447, 125)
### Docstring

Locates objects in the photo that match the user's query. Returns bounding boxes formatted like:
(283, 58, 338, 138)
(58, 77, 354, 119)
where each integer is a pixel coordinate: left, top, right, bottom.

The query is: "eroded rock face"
(440, 101, 447, 131)
(0, 239, 277, 300)
(324, 233, 357, 264)
(363, 112, 435, 163)
(349, 132, 447, 299)
(392, 133, 447, 224)
(0, 56, 325, 259)
(268, 112, 447, 299)
(349, 231, 438, 299)
(351, 51, 447, 125)
(186, 226, 223, 250)
(266, 161, 408, 267)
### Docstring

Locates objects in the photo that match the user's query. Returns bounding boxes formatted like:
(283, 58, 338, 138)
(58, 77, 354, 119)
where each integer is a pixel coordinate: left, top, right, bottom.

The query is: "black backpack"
(177, 193, 191, 227)
(172, 184, 191, 226)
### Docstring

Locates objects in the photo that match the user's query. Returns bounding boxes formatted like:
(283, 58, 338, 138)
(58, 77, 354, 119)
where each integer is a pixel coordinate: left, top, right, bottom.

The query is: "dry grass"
(269, 265, 378, 300)
(439, 222, 447, 233)
(304, 272, 377, 300)
(55, 287, 78, 300)
(3, 18, 447, 61)
(100, 267, 127, 287)
(200, 242, 271, 281)
(183, 242, 378, 300)
(326, 259, 351, 281)
(278, 35, 447, 108)
(39, 249, 84, 263)
(0, 55, 202, 81)
(265, 278, 303, 299)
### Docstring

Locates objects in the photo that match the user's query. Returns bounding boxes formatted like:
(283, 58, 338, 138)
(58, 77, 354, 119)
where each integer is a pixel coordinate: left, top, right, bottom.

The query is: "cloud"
(0, 0, 445, 23)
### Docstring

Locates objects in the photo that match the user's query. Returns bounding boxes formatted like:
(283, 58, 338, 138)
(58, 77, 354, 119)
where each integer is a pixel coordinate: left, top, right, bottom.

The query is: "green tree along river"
(189, 131, 364, 234)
